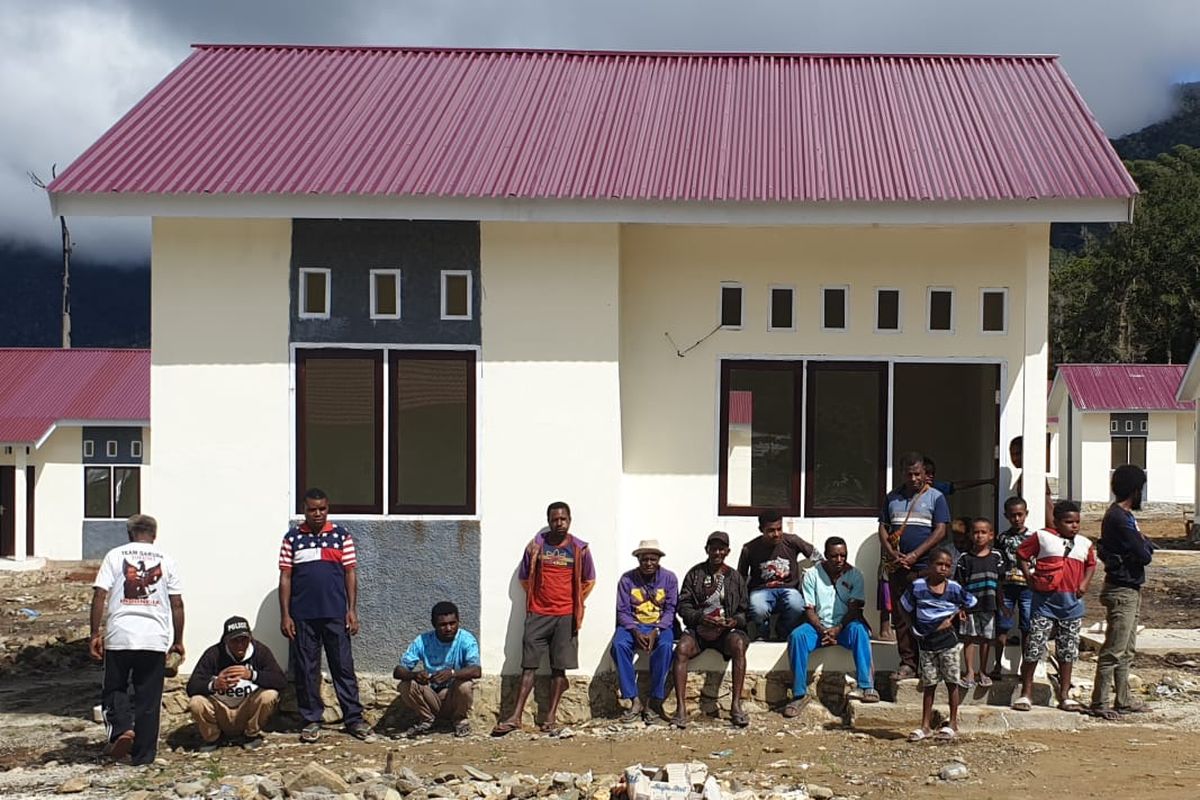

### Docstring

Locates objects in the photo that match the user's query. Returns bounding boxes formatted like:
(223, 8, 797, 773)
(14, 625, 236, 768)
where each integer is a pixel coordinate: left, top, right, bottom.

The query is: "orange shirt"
(529, 540, 576, 617)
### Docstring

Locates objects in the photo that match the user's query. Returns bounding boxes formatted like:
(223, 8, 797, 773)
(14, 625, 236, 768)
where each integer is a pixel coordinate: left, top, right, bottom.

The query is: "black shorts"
(522, 612, 578, 671)
(686, 628, 749, 660)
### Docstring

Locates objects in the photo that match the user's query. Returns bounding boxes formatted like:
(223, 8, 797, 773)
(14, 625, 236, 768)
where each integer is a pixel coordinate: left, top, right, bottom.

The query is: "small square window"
(981, 288, 1007, 333)
(822, 287, 847, 330)
(1125, 420, 1133, 432)
(928, 288, 954, 332)
(441, 271, 472, 320)
(720, 283, 743, 329)
(1110, 420, 1118, 432)
(83, 440, 94, 458)
(1139, 419, 1148, 432)
(769, 286, 794, 331)
(299, 268, 331, 319)
(105, 440, 118, 458)
(370, 269, 402, 320)
(130, 441, 143, 459)
(875, 289, 900, 332)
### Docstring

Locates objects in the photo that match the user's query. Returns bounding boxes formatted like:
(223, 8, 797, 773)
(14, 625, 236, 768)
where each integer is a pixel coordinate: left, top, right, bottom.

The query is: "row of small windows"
(83, 440, 142, 459)
(299, 268, 473, 321)
(719, 285, 1009, 335)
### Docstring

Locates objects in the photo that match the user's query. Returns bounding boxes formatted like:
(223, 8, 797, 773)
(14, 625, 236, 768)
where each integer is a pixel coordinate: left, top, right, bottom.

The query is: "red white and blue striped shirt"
(279, 523, 356, 620)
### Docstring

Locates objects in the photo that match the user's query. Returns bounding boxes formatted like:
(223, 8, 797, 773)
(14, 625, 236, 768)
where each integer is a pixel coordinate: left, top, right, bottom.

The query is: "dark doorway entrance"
(0, 466, 13, 558)
(892, 363, 1001, 523)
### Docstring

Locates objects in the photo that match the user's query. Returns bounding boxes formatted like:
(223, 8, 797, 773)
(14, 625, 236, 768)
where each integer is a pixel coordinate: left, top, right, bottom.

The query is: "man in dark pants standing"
(89, 514, 185, 765)
(878, 453, 950, 679)
(279, 488, 372, 742)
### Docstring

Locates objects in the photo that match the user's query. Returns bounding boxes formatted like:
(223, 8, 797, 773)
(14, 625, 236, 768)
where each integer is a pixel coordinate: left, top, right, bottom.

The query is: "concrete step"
(890, 675, 1054, 707)
(847, 698, 1088, 733)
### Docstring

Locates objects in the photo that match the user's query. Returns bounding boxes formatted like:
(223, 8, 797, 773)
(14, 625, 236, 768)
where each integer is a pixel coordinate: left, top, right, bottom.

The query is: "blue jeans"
(749, 587, 805, 638)
(787, 620, 874, 697)
(998, 584, 1034, 633)
(611, 625, 674, 700)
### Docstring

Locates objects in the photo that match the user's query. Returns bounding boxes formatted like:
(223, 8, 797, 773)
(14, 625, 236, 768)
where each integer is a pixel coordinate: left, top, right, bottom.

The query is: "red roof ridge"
(190, 44, 1062, 60)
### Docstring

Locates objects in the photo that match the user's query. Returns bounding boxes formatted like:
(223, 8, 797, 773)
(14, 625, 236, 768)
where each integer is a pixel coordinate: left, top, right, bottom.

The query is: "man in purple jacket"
(612, 540, 679, 724)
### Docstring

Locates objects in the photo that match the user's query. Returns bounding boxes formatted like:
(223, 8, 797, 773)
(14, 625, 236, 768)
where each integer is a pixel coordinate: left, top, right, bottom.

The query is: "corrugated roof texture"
(48, 46, 1137, 204)
(0, 349, 150, 444)
(1059, 364, 1194, 412)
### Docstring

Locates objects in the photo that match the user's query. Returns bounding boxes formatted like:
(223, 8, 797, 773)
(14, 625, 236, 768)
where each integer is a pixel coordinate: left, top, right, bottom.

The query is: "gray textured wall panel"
(290, 219, 481, 345)
(82, 521, 129, 559)
(345, 519, 481, 672)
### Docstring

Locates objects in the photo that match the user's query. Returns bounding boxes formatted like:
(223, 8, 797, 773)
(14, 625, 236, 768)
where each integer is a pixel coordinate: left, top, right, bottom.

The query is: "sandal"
(1011, 696, 1032, 711)
(730, 709, 749, 728)
(1059, 698, 1083, 712)
(669, 715, 689, 730)
(539, 721, 564, 736)
(977, 674, 993, 688)
(299, 722, 321, 743)
(490, 720, 521, 737)
(859, 689, 881, 704)
(346, 720, 375, 741)
(908, 728, 930, 742)
(1116, 702, 1151, 715)
(619, 704, 644, 723)
(935, 726, 957, 740)
(1087, 706, 1122, 721)
(960, 678, 976, 690)
(782, 696, 810, 718)
(895, 665, 917, 680)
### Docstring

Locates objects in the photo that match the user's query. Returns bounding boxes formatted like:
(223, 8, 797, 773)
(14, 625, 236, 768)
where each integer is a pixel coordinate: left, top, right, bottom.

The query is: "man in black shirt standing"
(737, 512, 814, 641)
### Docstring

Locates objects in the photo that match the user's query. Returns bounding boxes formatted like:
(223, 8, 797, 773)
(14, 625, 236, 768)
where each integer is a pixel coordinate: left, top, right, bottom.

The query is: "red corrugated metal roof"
(1057, 364, 1194, 412)
(0, 349, 150, 444)
(47, 45, 1137, 204)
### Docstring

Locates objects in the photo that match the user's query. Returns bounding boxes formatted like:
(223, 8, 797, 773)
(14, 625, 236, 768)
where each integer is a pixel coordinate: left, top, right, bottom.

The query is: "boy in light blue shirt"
(784, 537, 879, 717)
(393, 601, 481, 738)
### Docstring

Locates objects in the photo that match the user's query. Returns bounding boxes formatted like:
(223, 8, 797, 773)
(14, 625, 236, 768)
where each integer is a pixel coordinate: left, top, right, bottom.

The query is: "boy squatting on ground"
(954, 518, 1005, 688)
(1013, 499, 1096, 712)
(900, 547, 977, 742)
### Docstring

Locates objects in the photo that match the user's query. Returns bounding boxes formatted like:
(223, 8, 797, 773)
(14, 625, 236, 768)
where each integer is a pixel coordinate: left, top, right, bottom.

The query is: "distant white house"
(0, 349, 149, 563)
(1049, 363, 1195, 504)
(1178, 345, 1200, 513)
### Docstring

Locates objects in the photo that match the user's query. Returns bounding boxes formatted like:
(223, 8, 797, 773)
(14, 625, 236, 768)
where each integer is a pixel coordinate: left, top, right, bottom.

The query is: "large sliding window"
(296, 349, 477, 515)
(719, 360, 887, 517)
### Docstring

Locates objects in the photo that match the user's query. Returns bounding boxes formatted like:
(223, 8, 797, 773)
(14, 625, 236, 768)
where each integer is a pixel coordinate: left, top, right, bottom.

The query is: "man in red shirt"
(491, 502, 596, 736)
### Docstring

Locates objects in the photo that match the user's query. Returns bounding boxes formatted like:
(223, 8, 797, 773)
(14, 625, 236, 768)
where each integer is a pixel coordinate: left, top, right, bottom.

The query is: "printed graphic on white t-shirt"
(93, 542, 182, 652)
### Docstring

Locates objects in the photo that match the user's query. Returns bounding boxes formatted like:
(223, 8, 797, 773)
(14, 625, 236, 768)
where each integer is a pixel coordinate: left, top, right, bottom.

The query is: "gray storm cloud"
(3, 0, 1199, 260)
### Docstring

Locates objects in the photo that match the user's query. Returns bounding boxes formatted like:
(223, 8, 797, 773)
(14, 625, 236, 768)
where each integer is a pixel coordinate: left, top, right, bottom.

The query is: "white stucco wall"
(617, 224, 1049, 617)
(31, 427, 82, 560)
(150, 218, 293, 665)
(1072, 411, 1194, 503)
(478, 222, 624, 674)
(1175, 413, 1196, 506)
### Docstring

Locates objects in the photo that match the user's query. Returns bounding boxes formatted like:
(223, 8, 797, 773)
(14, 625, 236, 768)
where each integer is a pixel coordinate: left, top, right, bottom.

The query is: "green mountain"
(1112, 83, 1200, 161)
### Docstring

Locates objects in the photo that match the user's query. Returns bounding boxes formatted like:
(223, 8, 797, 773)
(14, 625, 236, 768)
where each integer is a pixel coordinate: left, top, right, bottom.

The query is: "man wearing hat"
(186, 616, 288, 750)
(671, 532, 750, 728)
(612, 540, 679, 723)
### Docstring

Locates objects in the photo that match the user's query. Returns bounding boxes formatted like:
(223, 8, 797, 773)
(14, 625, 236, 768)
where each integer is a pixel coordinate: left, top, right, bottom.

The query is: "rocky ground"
(2, 512, 1200, 799)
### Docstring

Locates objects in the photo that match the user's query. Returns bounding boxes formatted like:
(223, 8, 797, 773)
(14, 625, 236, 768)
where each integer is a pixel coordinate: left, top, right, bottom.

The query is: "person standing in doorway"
(491, 501, 596, 737)
(737, 511, 814, 641)
(1009, 436, 1054, 529)
(1089, 465, 1154, 719)
(278, 488, 372, 743)
(878, 452, 950, 679)
(89, 514, 185, 765)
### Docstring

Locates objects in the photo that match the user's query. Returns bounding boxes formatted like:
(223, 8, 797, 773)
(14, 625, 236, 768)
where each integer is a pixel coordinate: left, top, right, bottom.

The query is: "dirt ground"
(3, 527, 1200, 799)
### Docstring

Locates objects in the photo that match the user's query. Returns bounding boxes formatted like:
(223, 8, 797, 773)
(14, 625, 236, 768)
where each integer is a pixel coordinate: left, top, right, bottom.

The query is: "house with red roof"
(0, 349, 149, 564)
(45, 46, 1136, 677)
(1049, 363, 1195, 505)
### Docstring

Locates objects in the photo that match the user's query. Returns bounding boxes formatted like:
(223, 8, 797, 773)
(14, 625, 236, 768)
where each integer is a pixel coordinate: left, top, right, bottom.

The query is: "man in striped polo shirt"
(278, 488, 372, 743)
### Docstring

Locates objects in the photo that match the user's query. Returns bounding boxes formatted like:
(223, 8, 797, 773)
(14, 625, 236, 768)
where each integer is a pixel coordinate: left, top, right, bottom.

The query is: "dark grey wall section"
(290, 219, 481, 345)
(343, 518, 481, 673)
(82, 520, 128, 559)
(83, 426, 144, 465)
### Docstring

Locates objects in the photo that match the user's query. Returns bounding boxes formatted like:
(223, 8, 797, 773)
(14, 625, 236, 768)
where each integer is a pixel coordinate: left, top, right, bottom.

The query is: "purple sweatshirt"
(615, 567, 679, 632)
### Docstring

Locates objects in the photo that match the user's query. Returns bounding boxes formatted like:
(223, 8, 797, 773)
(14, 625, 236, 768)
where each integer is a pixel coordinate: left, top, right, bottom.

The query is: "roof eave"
(1179, 343, 1200, 402)
(48, 193, 1137, 226)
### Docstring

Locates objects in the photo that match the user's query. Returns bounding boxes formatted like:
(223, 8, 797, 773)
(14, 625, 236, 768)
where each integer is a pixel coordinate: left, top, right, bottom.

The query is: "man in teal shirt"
(394, 602, 482, 738)
(784, 537, 879, 716)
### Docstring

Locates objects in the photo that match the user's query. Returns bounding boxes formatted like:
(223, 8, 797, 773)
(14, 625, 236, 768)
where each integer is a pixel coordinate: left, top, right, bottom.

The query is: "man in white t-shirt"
(90, 514, 185, 765)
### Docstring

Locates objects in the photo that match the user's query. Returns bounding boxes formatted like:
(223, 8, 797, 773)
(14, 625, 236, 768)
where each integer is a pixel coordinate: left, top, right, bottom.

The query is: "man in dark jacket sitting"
(670, 531, 750, 729)
(186, 616, 287, 750)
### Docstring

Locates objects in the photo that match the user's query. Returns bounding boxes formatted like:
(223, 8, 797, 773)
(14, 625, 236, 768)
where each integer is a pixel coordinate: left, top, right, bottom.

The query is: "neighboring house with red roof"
(0, 349, 149, 563)
(1177, 345, 1200, 512)
(45, 46, 1136, 675)
(1049, 363, 1195, 504)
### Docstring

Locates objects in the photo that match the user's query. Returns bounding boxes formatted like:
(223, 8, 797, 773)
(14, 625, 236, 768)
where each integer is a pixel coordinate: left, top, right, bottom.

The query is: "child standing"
(954, 519, 1004, 688)
(994, 497, 1032, 676)
(900, 548, 978, 741)
(1012, 499, 1096, 712)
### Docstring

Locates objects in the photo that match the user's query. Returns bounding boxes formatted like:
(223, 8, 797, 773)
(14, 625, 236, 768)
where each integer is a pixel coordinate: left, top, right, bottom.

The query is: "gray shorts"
(522, 612, 578, 671)
(960, 612, 996, 639)
(919, 643, 964, 688)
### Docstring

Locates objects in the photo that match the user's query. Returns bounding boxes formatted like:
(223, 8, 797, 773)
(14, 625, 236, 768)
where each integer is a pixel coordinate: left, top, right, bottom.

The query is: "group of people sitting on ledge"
(89, 453, 1154, 761)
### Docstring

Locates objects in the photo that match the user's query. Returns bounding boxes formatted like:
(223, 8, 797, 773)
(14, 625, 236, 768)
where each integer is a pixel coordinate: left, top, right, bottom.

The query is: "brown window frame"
(296, 348, 384, 514)
(717, 360, 803, 517)
(388, 349, 477, 515)
(804, 361, 888, 518)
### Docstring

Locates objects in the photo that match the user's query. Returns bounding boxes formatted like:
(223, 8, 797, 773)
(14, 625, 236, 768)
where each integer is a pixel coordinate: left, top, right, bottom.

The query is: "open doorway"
(892, 363, 1000, 524)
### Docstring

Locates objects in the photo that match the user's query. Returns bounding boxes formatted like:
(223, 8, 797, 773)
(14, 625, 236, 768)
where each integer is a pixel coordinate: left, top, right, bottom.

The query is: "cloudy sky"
(4, 0, 1199, 262)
